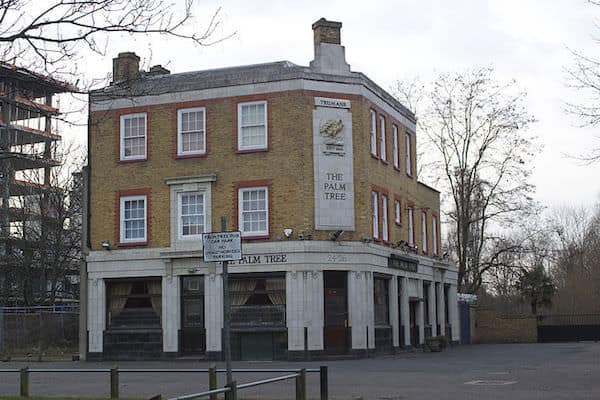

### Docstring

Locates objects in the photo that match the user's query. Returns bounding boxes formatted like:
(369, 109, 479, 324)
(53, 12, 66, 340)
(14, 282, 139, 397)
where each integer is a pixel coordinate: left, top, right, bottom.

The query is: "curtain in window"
(265, 278, 286, 305)
(229, 279, 257, 306)
(110, 283, 132, 314)
(147, 281, 162, 321)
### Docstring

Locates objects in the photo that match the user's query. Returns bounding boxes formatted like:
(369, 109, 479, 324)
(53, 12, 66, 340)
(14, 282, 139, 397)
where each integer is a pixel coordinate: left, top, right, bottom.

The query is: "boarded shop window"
(229, 275, 285, 327)
(107, 279, 162, 329)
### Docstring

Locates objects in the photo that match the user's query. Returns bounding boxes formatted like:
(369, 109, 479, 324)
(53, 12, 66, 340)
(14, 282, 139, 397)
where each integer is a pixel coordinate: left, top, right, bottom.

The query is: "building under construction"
(0, 62, 78, 306)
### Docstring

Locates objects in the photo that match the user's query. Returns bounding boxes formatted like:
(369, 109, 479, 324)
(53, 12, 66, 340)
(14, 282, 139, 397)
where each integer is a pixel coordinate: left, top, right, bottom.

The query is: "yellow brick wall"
(89, 89, 440, 252)
(352, 99, 441, 255)
(472, 307, 538, 343)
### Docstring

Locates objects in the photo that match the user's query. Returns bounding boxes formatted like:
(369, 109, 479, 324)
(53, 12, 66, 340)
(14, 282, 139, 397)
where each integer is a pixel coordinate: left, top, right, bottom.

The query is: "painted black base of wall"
(103, 329, 163, 360)
(538, 325, 600, 342)
(87, 352, 103, 361)
(287, 350, 326, 361)
(205, 351, 223, 361)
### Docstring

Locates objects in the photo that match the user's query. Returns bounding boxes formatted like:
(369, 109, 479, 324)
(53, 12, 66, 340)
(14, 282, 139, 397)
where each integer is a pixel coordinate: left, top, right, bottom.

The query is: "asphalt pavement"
(0, 342, 599, 400)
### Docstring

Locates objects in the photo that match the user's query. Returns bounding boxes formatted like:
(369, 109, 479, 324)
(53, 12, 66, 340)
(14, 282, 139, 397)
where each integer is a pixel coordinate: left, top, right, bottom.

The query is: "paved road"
(0, 343, 599, 399)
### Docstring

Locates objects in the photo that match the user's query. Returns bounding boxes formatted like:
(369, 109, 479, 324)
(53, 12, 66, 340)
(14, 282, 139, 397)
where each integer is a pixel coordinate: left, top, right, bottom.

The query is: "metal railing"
(0, 365, 328, 400)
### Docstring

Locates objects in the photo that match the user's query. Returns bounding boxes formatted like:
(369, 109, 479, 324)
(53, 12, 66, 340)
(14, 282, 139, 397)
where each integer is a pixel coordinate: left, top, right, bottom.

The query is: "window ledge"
(393, 166, 401, 172)
(117, 241, 148, 248)
(381, 159, 389, 165)
(118, 158, 147, 164)
(241, 234, 270, 240)
(176, 153, 207, 159)
(370, 153, 379, 160)
(236, 148, 268, 154)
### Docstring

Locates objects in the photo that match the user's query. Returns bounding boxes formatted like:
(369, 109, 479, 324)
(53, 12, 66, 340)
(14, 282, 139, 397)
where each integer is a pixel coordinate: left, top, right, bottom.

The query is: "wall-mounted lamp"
(283, 228, 293, 239)
(101, 240, 111, 250)
(331, 230, 344, 241)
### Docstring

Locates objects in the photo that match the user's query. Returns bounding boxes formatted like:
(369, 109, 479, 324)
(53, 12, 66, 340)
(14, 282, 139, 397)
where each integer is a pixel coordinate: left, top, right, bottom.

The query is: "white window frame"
(120, 195, 147, 243)
(382, 194, 389, 242)
(422, 211, 428, 253)
(177, 107, 206, 156)
(432, 215, 439, 255)
(379, 115, 387, 161)
(408, 206, 414, 246)
(394, 200, 401, 224)
(372, 191, 379, 239)
(166, 175, 214, 251)
(237, 101, 267, 151)
(392, 125, 399, 169)
(370, 110, 377, 156)
(238, 186, 269, 237)
(405, 132, 412, 176)
(120, 113, 147, 161)
(178, 191, 206, 240)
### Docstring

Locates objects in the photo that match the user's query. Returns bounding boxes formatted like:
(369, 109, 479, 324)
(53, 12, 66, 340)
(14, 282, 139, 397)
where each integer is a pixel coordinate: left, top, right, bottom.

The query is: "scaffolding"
(0, 62, 76, 305)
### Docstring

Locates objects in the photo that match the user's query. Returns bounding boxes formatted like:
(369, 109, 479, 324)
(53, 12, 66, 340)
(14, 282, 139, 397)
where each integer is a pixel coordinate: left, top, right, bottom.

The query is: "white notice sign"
(202, 231, 242, 262)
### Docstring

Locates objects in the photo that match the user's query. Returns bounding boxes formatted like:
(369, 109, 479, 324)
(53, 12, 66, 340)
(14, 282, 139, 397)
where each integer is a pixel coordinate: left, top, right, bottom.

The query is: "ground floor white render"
(83, 240, 459, 360)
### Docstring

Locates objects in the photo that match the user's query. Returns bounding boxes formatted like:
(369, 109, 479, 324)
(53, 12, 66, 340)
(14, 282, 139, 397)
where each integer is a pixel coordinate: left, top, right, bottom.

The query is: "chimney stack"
(112, 52, 140, 83)
(309, 18, 351, 75)
(147, 65, 171, 76)
(313, 18, 342, 47)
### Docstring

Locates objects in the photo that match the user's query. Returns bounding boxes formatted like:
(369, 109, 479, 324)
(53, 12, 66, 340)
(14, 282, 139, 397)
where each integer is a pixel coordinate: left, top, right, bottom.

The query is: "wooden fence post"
(320, 365, 328, 400)
(295, 368, 306, 400)
(20, 366, 29, 397)
(110, 366, 119, 399)
(208, 364, 217, 400)
(225, 380, 237, 400)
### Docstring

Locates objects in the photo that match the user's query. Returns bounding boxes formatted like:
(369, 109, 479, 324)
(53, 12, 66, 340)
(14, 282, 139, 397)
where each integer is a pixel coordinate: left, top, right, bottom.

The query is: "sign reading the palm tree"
(202, 231, 242, 262)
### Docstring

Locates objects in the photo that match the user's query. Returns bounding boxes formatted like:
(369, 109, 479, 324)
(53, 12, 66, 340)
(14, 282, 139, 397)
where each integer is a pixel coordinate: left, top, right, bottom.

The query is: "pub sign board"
(388, 253, 418, 272)
(202, 231, 242, 262)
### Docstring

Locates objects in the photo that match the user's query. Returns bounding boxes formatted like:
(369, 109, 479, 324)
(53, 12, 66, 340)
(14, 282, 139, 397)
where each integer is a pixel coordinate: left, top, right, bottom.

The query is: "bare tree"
(1, 141, 85, 306)
(550, 204, 600, 313)
(564, 1, 600, 162)
(394, 68, 539, 293)
(0, 0, 227, 77)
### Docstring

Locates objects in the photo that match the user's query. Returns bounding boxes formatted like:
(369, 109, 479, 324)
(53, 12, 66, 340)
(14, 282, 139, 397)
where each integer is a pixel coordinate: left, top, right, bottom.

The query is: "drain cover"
(464, 380, 517, 386)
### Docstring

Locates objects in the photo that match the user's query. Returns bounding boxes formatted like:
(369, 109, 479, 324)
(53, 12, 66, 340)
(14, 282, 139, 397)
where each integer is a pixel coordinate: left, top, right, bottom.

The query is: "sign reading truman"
(313, 97, 355, 230)
(202, 231, 242, 262)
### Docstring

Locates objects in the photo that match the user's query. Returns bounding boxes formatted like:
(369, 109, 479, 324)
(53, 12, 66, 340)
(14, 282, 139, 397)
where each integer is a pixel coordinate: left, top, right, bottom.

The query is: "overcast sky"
(71, 0, 600, 210)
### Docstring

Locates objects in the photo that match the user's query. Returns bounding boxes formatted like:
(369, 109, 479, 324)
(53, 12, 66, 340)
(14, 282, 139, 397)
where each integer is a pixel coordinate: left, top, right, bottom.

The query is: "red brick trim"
(115, 188, 151, 247)
(116, 111, 150, 164)
(233, 179, 273, 240)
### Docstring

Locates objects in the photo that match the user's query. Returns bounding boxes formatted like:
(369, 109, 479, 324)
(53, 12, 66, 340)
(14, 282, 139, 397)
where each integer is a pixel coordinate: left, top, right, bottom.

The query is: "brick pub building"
(83, 18, 459, 360)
